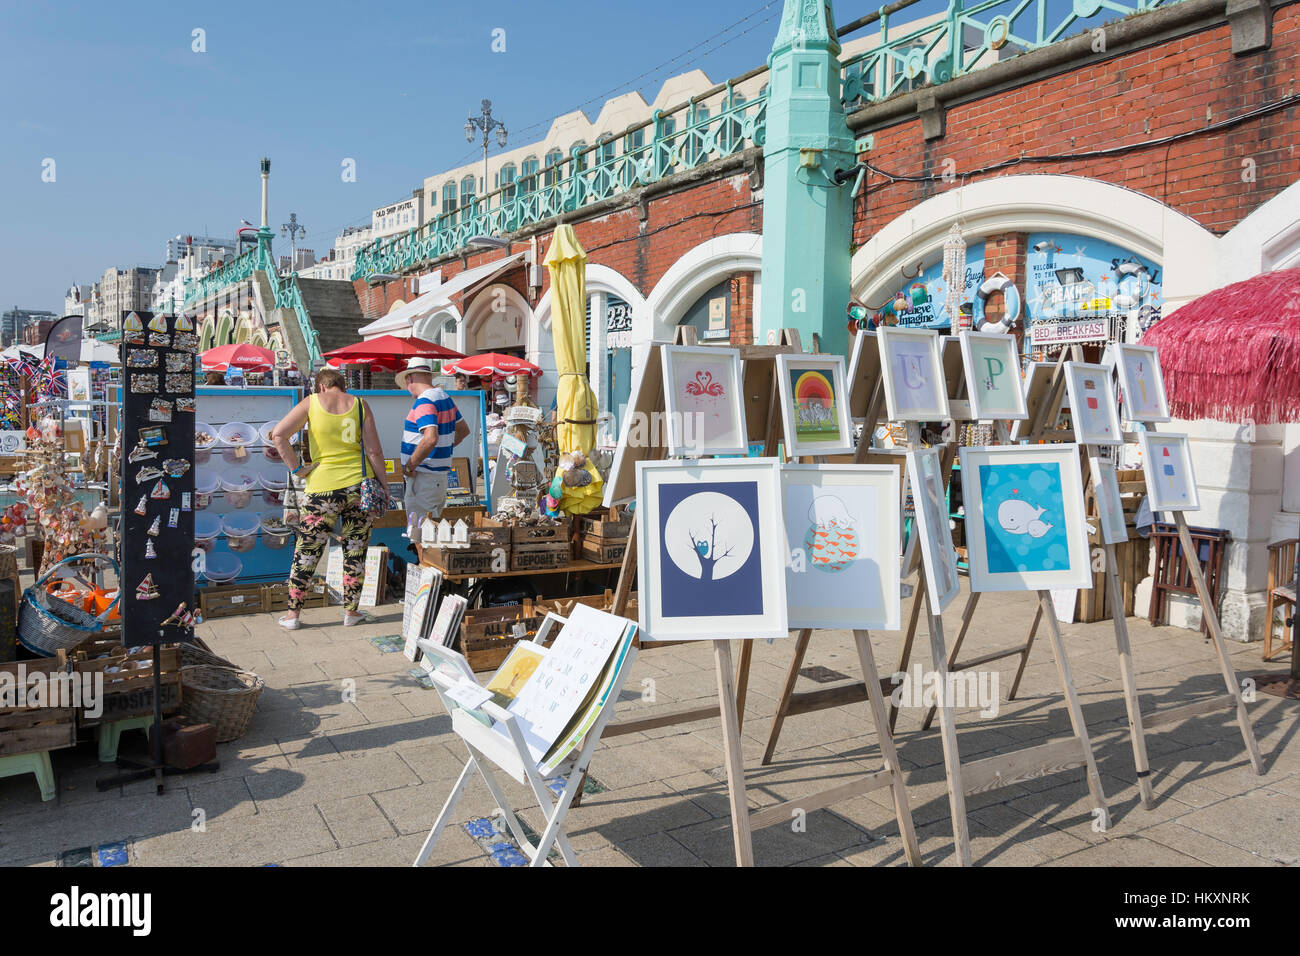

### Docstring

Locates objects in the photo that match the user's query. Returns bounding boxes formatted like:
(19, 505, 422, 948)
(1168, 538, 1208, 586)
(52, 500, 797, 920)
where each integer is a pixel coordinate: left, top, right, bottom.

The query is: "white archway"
(463, 283, 532, 354)
(645, 233, 762, 342)
(850, 175, 1218, 313)
(412, 306, 463, 356)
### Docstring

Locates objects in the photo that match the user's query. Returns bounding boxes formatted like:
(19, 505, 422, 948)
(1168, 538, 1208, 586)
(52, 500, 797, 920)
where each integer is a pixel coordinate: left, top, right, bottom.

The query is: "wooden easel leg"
(853, 629, 921, 866)
(922, 588, 972, 867)
(1173, 515, 1264, 774)
(1104, 542, 1155, 809)
(890, 569, 927, 733)
(734, 639, 754, 733)
(1007, 603, 1042, 701)
(922, 591, 980, 731)
(414, 757, 477, 867)
(1036, 591, 1110, 828)
(761, 628, 812, 765)
(713, 639, 755, 867)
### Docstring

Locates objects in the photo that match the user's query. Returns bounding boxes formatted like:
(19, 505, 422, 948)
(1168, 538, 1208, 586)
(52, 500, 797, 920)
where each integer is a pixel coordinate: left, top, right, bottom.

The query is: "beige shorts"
(405, 469, 449, 535)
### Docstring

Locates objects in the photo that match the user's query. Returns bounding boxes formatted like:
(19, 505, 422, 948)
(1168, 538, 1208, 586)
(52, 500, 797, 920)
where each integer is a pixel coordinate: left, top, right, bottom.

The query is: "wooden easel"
(763, 331, 1110, 865)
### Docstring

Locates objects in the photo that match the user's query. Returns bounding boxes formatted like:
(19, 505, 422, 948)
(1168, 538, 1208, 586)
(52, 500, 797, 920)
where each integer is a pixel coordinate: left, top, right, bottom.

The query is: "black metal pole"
(152, 640, 164, 794)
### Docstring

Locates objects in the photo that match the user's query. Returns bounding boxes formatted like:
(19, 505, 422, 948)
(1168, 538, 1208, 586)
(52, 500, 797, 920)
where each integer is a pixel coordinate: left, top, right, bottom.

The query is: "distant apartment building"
(371, 191, 425, 241)
(300, 225, 372, 281)
(64, 285, 92, 316)
(278, 249, 316, 274)
(165, 234, 236, 265)
(86, 266, 161, 332)
(1, 308, 57, 347)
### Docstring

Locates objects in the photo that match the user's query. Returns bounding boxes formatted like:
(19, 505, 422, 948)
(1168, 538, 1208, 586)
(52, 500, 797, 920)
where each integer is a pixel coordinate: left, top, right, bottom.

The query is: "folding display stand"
(413, 613, 636, 867)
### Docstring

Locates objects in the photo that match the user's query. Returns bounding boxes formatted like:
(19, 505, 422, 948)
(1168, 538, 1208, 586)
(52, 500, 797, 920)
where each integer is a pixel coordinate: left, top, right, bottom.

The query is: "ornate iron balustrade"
(273, 273, 324, 366)
(841, 0, 1189, 108)
(352, 90, 767, 281)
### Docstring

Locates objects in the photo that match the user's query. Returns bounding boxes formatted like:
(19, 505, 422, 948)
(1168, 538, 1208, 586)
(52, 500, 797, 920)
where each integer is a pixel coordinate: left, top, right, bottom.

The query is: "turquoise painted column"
(759, 0, 854, 356)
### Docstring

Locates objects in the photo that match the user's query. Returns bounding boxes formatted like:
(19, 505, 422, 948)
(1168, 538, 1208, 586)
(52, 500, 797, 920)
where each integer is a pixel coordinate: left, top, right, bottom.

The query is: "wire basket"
(17, 552, 121, 657)
(180, 665, 264, 742)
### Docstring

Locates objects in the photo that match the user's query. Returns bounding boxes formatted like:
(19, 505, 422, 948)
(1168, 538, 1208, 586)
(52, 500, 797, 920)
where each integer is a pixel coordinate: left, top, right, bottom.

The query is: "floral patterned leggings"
(286, 483, 373, 612)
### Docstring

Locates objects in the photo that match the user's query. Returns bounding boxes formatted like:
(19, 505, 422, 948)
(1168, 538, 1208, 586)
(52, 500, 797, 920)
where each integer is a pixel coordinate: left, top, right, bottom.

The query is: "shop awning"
(358, 253, 526, 339)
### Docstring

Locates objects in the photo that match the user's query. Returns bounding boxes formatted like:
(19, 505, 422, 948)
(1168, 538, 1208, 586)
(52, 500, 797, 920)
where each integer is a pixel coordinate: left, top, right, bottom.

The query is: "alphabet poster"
(878, 327, 950, 422)
(959, 444, 1093, 592)
(781, 464, 901, 630)
(636, 458, 788, 641)
(1137, 432, 1200, 511)
(960, 330, 1027, 420)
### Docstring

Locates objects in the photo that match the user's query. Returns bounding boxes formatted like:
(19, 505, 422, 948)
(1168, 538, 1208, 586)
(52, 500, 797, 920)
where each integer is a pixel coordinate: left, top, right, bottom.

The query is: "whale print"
(997, 498, 1053, 539)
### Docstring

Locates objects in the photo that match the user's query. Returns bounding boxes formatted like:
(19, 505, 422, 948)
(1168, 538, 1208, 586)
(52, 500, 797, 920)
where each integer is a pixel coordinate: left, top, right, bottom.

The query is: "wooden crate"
(581, 536, 628, 564)
(198, 582, 267, 619)
(577, 506, 632, 540)
(457, 603, 544, 672)
(0, 658, 77, 756)
(263, 582, 329, 613)
(421, 544, 509, 575)
(70, 643, 183, 727)
(509, 516, 571, 546)
(511, 540, 570, 572)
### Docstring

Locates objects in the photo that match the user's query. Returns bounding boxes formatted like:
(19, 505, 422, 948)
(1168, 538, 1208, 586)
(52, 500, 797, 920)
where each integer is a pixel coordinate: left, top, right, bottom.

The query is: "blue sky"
(0, 0, 801, 314)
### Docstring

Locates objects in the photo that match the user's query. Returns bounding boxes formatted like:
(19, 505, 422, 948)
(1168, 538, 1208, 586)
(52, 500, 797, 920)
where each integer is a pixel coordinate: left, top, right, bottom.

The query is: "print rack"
(764, 331, 1111, 866)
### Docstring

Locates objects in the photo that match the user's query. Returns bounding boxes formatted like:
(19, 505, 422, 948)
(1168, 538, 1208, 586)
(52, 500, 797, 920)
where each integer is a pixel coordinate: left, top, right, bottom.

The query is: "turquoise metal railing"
(352, 90, 767, 281)
(273, 272, 324, 366)
(841, 0, 1190, 107)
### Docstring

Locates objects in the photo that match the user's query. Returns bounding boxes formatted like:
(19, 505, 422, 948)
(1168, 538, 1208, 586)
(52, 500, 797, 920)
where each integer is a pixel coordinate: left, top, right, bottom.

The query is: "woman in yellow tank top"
(269, 368, 390, 629)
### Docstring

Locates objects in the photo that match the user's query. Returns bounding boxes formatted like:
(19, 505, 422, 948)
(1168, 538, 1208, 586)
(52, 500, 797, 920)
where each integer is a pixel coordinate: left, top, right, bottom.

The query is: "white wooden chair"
(413, 614, 636, 868)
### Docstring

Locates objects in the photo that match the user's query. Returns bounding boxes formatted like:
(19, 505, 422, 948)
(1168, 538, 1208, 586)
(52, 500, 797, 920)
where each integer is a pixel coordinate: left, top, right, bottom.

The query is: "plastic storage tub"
(222, 511, 261, 553)
(195, 472, 219, 509)
(201, 551, 242, 584)
(259, 420, 295, 461)
(220, 470, 258, 508)
(194, 513, 222, 553)
(261, 514, 292, 550)
(259, 472, 287, 506)
(218, 421, 256, 447)
(195, 422, 218, 465)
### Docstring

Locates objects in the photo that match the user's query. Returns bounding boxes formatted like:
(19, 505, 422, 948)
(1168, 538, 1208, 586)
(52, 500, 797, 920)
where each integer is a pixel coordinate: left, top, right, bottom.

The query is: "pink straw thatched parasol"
(1139, 268, 1300, 424)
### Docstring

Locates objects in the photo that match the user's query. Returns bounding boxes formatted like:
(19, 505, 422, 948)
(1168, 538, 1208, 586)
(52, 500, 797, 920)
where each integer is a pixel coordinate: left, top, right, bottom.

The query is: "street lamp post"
(281, 213, 306, 275)
(465, 99, 508, 205)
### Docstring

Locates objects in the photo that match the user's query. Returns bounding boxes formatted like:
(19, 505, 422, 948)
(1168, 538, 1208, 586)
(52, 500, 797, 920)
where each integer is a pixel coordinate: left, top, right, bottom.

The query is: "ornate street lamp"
(281, 212, 306, 275)
(465, 99, 508, 202)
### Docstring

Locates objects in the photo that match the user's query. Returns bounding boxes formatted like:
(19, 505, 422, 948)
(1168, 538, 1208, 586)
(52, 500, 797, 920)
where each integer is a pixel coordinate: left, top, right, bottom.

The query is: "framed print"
(959, 331, 1028, 421)
(1009, 361, 1061, 442)
(959, 444, 1093, 592)
(636, 458, 788, 641)
(877, 327, 951, 422)
(1064, 361, 1123, 445)
(775, 354, 854, 457)
(67, 367, 92, 403)
(402, 565, 444, 662)
(1138, 431, 1200, 511)
(1090, 456, 1129, 544)
(1108, 343, 1170, 423)
(781, 464, 901, 630)
(605, 341, 666, 505)
(660, 345, 748, 457)
(906, 448, 961, 611)
(846, 330, 881, 419)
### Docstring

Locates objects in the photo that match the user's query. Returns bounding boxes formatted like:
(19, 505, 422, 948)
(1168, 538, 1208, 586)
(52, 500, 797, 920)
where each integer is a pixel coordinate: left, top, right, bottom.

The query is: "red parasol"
(1140, 268, 1300, 424)
(201, 344, 278, 372)
(441, 352, 543, 379)
(324, 335, 464, 372)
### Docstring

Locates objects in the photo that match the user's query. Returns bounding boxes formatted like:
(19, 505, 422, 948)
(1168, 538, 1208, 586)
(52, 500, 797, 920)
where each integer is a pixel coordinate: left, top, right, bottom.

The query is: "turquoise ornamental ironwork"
(352, 92, 767, 281)
(273, 273, 324, 367)
(840, 0, 1192, 108)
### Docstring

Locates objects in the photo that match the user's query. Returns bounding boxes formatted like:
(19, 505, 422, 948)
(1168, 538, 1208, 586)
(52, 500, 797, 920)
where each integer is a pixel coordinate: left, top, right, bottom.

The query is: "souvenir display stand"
(413, 610, 637, 868)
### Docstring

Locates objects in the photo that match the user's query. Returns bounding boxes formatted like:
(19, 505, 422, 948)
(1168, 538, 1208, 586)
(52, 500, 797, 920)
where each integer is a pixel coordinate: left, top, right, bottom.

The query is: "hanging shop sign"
(702, 294, 730, 341)
(1028, 317, 1110, 347)
(605, 299, 633, 349)
(874, 243, 986, 329)
(1025, 232, 1162, 332)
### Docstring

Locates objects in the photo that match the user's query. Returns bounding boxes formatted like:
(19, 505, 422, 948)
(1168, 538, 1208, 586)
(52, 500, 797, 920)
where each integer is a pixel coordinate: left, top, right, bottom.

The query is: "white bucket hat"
(395, 357, 437, 388)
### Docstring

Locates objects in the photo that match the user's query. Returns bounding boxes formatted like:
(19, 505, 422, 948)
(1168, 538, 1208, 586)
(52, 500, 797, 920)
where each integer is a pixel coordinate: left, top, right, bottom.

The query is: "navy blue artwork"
(657, 480, 765, 619)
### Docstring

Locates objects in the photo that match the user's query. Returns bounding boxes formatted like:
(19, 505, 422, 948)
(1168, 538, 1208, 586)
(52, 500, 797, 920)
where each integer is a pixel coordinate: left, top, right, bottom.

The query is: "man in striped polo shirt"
(396, 358, 469, 539)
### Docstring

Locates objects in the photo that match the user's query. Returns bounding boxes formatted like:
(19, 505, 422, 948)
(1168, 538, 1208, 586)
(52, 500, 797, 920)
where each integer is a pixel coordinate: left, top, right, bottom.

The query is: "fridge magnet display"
(127, 349, 157, 367)
(959, 330, 1028, 421)
(1108, 343, 1170, 423)
(149, 398, 173, 422)
(147, 515, 161, 536)
(162, 458, 190, 477)
(775, 353, 855, 457)
(123, 312, 145, 344)
(173, 332, 199, 353)
(877, 327, 951, 422)
(176, 397, 196, 413)
(135, 574, 160, 601)
(174, 314, 194, 333)
(151, 479, 170, 500)
(181, 492, 192, 512)
(134, 495, 148, 516)
(128, 441, 157, 463)
(906, 447, 961, 611)
(140, 426, 167, 446)
(959, 444, 1093, 592)
(635, 457, 788, 641)
(660, 345, 749, 457)
(168, 508, 179, 528)
(1137, 431, 1200, 511)
(165, 352, 193, 373)
(1064, 362, 1122, 445)
(130, 374, 159, 393)
(150, 332, 170, 348)
(135, 465, 163, 483)
(145, 541, 157, 559)
(780, 463, 902, 630)
(165, 373, 193, 395)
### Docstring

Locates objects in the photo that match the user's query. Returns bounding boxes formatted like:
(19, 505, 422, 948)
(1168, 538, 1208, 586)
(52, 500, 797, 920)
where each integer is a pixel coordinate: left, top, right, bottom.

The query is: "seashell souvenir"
(123, 312, 145, 344)
(128, 441, 157, 463)
(150, 479, 170, 500)
(174, 315, 194, 333)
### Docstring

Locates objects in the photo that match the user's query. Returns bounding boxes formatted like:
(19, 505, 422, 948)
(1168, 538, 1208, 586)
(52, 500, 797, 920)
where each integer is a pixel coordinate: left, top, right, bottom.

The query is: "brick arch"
(850, 175, 1217, 311)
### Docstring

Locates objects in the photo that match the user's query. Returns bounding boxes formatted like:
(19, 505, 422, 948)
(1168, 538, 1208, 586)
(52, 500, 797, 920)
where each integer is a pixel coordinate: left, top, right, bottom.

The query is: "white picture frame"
(1064, 361, 1123, 446)
(403, 565, 443, 662)
(906, 447, 961, 611)
(877, 327, 951, 422)
(1137, 431, 1200, 511)
(1008, 361, 1060, 442)
(781, 463, 901, 630)
(959, 444, 1093, 592)
(660, 344, 748, 457)
(775, 353, 855, 457)
(846, 329, 881, 420)
(636, 458, 788, 641)
(1090, 456, 1129, 545)
(958, 330, 1028, 421)
(1108, 343, 1171, 423)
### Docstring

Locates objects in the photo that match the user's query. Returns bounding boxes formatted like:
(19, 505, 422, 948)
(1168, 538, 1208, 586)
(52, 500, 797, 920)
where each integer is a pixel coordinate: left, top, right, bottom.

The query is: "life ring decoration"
(972, 272, 1022, 333)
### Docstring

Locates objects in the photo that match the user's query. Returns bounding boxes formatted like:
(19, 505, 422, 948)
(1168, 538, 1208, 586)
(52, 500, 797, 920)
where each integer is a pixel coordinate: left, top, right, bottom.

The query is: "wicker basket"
(179, 637, 237, 670)
(17, 553, 121, 657)
(180, 665, 264, 742)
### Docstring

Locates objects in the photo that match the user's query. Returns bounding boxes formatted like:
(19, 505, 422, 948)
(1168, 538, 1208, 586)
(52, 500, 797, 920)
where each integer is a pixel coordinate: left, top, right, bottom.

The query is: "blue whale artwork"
(979, 461, 1072, 575)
